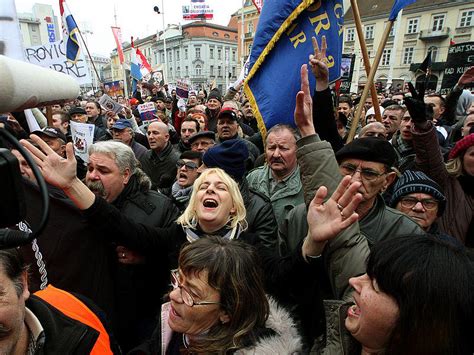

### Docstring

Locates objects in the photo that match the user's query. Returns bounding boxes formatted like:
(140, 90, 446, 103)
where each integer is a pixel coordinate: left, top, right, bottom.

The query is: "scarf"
(183, 223, 242, 243)
(171, 181, 193, 203)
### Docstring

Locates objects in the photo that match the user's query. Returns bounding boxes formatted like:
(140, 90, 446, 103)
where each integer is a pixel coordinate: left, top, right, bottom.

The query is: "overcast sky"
(15, 0, 245, 56)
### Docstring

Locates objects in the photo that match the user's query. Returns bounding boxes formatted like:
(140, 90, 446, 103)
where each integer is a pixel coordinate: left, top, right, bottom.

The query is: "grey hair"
(266, 124, 301, 143)
(88, 140, 138, 174)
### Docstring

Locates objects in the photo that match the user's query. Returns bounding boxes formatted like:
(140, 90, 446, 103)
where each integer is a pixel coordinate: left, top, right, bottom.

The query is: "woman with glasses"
(131, 236, 303, 354)
(314, 233, 474, 354)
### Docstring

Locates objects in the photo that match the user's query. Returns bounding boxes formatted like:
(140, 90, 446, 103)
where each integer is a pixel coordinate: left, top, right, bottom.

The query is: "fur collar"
(236, 297, 303, 354)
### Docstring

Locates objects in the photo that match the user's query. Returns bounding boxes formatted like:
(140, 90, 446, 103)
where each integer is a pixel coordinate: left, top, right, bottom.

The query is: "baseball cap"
(33, 126, 67, 143)
(112, 119, 133, 130)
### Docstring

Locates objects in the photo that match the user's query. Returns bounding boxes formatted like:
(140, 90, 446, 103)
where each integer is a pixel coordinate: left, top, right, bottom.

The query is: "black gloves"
(404, 82, 434, 125)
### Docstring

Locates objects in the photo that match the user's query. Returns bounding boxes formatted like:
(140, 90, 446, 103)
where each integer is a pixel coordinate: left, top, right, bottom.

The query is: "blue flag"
(389, 0, 416, 21)
(244, 0, 344, 136)
(60, 0, 80, 63)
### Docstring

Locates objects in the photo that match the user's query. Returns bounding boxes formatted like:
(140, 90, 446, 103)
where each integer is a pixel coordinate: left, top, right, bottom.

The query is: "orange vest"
(34, 285, 113, 355)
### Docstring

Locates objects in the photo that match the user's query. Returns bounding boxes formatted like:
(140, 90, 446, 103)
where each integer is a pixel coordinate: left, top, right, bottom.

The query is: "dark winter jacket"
(139, 142, 180, 190)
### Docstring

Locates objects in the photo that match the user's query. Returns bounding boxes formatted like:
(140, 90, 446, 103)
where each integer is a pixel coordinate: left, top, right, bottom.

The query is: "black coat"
(139, 143, 180, 190)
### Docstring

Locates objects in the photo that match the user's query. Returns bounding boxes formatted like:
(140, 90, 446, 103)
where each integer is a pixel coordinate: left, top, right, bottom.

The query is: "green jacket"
(246, 164, 304, 226)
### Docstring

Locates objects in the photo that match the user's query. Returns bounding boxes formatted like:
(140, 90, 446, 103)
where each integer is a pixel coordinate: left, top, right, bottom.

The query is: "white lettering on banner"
(24, 40, 91, 85)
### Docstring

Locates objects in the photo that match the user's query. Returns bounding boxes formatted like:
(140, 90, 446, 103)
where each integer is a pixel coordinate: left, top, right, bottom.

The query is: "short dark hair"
(0, 249, 28, 297)
(179, 150, 203, 165)
(338, 95, 353, 108)
(426, 94, 446, 108)
(368, 234, 474, 354)
(182, 118, 200, 133)
(86, 100, 102, 114)
(52, 110, 71, 123)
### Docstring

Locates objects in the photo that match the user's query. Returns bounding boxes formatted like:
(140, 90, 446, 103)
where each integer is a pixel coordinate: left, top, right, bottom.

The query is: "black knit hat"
(390, 170, 446, 215)
(336, 137, 397, 167)
(207, 89, 222, 103)
(202, 139, 248, 181)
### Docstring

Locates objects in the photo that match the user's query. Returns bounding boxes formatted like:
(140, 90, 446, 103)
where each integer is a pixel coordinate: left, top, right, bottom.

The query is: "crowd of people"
(0, 37, 473, 354)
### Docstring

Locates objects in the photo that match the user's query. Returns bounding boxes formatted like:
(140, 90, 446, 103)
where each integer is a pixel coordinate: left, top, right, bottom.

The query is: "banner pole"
(347, 21, 394, 143)
(350, 0, 382, 122)
(75, 26, 102, 91)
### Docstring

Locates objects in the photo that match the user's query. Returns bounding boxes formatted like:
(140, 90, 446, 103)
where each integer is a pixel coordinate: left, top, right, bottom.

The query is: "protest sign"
(182, 2, 213, 20)
(176, 80, 189, 99)
(103, 80, 125, 97)
(24, 40, 91, 85)
(99, 94, 123, 114)
(440, 42, 474, 95)
(340, 54, 355, 94)
(70, 121, 95, 163)
(137, 102, 157, 121)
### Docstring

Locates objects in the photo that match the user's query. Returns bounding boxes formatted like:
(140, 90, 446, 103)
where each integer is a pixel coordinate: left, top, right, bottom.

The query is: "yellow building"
(343, 0, 474, 92)
(232, 0, 260, 70)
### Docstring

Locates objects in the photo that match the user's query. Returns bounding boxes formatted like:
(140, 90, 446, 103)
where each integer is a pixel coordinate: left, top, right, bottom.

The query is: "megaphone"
(0, 55, 80, 113)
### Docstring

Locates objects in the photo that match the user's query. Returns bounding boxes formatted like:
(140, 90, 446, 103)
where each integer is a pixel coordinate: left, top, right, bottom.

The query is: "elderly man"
(382, 104, 405, 140)
(247, 124, 304, 224)
(359, 122, 387, 139)
(389, 170, 447, 234)
(216, 108, 260, 167)
(69, 106, 88, 123)
(176, 118, 200, 153)
(0, 248, 116, 354)
(140, 121, 180, 190)
(112, 119, 148, 160)
(171, 150, 202, 211)
(188, 130, 216, 153)
(391, 109, 416, 172)
(205, 89, 222, 132)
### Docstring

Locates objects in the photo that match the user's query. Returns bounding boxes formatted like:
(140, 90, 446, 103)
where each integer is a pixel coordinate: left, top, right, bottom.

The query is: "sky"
(15, 0, 245, 56)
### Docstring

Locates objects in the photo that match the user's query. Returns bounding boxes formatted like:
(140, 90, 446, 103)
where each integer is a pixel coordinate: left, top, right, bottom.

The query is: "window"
(160, 51, 165, 63)
(432, 14, 445, 31)
(212, 31, 219, 37)
(248, 43, 252, 55)
(232, 66, 236, 77)
(406, 18, 419, 34)
(346, 28, 355, 41)
(185, 66, 189, 76)
(381, 48, 392, 66)
(184, 48, 188, 59)
(232, 50, 236, 61)
(365, 25, 375, 40)
(224, 33, 230, 39)
(389, 25, 395, 37)
(428, 46, 439, 62)
(248, 22, 254, 33)
(168, 51, 172, 61)
(459, 9, 473, 27)
(210, 48, 214, 59)
(195, 47, 201, 59)
(402, 47, 414, 65)
(176, 66, 180, 77)
(195, 65, 202, 76)
(218, 66, 222, 77)
(218, 49, 222, 60)
(210, 65, 214, 76)
(176, 50, 180, 61)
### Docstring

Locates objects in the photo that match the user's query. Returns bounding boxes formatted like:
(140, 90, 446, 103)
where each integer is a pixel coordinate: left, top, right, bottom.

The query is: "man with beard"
(247, 124, 304, 225)
(85, 140, 179, 351)
(171, 150, 202, 211)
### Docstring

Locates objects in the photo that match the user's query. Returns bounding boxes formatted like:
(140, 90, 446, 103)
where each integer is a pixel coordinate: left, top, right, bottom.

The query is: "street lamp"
(154, 3, 167, 83)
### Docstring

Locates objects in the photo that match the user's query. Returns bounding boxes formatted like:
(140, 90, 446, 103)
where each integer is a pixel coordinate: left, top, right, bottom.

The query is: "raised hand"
(458, 66, 474, 87)
(309, 36, 329, 90)
(294, 64, 315, 136)
(21, 135, 78, 189)
(404, 82, 433, 124)
(307, 175, 362, 245)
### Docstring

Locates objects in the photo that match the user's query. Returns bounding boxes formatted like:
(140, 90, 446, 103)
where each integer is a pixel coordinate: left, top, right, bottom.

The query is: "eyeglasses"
(170, 269, 220, 307)
(339, 163, 386, 181)
(399, 197, 439, 210)
(176, 160, 198, 170)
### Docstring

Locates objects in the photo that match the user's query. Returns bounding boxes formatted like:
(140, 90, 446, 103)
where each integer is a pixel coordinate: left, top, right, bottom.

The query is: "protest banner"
(70, 121, 95, 163)
(182, 2, 213, 20)
(137, 102, 157, 121)
(176, 80, 189, 99)
(103, 80, 125, 97)
(440, 42, 474, 95)
(99, 94, 123, 114)
(24, 40, 91, 85)
(340, 54, 355, 94)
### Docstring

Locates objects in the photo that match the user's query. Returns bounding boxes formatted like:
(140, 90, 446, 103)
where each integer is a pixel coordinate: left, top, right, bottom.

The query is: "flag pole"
(347, 21, 394, 143)
(350, 0, 383, 122)
(75, 27, 102, 90)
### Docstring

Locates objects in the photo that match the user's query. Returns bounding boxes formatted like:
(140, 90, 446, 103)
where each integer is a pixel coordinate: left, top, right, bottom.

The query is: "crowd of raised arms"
(0, 36, 473, 355)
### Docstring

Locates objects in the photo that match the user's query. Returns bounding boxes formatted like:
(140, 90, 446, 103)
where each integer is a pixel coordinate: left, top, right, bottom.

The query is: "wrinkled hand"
(294, 64, 315, 136)
(20, 135, 78, 189)
(309, 36, 329, 90)
(404, 82, 433, 125)
(116, 246, 146, 265)
(307, 176, 362, 244)
(458, 66, 474, 87)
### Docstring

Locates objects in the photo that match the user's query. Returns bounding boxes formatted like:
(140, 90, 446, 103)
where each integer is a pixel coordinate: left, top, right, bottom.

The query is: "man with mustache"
(246, 124, 304, 229)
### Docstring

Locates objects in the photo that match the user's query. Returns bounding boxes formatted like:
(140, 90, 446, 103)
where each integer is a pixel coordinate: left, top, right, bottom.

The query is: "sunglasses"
(176, 159, 198, 170)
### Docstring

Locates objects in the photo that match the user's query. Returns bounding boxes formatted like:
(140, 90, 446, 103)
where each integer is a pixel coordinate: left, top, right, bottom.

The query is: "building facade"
(111, 21, 239, 93)
(343, 0, 474, 92)
(233, 0, 260, 69)
(18, 3, 60, 47)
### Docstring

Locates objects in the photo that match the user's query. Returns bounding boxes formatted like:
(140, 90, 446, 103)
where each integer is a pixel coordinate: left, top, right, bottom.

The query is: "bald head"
(359, 122, 387, 140)
(147, 121, 170, 152)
